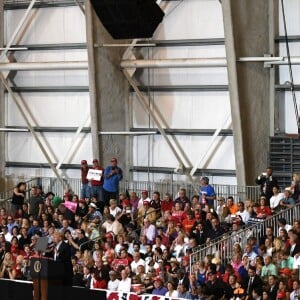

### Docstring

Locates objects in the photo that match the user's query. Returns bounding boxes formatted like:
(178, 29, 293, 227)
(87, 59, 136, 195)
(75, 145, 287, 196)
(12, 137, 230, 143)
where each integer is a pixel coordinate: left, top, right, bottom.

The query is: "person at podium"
(52, 231, 73, 285)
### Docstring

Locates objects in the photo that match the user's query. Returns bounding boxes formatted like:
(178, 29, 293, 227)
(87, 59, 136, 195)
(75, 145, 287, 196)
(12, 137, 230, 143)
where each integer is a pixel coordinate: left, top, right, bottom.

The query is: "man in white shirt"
(269, 186, 284, 211)
(137, 190, 151, 209)
(236, 201, 250, 225)
(216, 197, 226, 220)
(108, 270, 120, 291)
(1, 226, 12, 242)
(117, 269, 131, 292)
(152, 235, 166, 252)
(130, 252, 145, 273)
(290, 280, 300, 300)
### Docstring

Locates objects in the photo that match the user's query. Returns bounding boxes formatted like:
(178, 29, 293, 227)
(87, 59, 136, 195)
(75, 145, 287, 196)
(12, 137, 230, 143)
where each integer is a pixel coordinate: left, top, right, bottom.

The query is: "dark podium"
(30, 257, 64, 300)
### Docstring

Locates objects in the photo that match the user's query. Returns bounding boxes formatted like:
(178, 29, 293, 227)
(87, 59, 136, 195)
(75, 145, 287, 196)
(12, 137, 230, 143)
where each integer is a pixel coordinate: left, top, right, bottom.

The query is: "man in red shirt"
(89, 159, 104, 208)
(161, 193, 174, 214)
(182, 211, 196, 235)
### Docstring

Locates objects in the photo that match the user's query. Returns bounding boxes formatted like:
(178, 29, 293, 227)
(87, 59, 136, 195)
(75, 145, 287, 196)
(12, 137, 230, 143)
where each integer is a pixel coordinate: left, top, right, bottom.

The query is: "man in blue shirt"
(199, 176, 216, 209)
(103, 158, 123, 206)
(152, 277, 167, 296)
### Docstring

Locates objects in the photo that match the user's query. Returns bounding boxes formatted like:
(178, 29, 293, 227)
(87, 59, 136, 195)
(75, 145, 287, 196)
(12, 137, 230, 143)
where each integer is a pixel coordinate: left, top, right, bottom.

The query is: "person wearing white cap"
(87, 203, 103, 223)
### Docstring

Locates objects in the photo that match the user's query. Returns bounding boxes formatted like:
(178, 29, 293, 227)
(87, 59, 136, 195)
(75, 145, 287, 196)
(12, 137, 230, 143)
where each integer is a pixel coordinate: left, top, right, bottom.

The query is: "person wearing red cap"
(137, 201, 156, 227)
(80, 160, 90, 199)
(137, 190, 151, 209)
(103, 158, 123, 207)
(89, 159, 105, 208)
(152, 277, 167, 296)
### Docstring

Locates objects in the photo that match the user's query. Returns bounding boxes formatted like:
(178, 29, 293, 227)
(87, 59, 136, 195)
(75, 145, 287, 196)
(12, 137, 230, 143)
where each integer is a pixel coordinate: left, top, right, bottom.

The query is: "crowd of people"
(0, 164, 299, 299)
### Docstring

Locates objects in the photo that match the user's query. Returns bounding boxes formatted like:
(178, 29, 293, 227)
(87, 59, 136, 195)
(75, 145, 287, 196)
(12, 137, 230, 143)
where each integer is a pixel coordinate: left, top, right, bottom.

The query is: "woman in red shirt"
(256, 196, 272, 219)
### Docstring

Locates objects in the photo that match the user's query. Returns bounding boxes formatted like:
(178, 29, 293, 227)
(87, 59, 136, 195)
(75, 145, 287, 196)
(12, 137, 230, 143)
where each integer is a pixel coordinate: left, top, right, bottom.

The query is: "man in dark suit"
(244, 266, 263, 299)
(287, 230, 300, 257)
(267, 275, 279, 300)
(255, 167, 278, 203)
(52, 231, 73, 285)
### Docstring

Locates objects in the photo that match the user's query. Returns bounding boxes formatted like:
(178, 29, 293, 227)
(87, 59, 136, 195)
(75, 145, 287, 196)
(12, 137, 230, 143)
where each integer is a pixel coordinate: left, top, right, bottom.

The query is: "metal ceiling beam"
(0, 61, 88, 71)
(5, 43, 87, 51)
(9, 86, 89, 92)
(121, 57, 227, 68)
(133, 85, 229, 92)
(5, 126, 91, 132)
(0, 56, 299, 72)
(121, 56, 300, 69)
(130, 128, 233, 136)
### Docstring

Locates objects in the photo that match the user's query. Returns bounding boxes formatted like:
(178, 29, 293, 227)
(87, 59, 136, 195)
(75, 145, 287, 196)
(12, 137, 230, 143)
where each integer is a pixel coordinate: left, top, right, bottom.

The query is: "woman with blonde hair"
(0, 252, 15, 278)
(166, 219, 177, 243)
(291, 173, 300, 201)
(273, 237, 285, 253)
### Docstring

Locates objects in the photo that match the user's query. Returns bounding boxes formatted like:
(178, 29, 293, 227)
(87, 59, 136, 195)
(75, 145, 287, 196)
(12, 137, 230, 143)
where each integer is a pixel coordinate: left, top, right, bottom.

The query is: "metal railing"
(1, 177, 261, 201)
(190, 203, 300, 272)
(0, 177, 261, 212)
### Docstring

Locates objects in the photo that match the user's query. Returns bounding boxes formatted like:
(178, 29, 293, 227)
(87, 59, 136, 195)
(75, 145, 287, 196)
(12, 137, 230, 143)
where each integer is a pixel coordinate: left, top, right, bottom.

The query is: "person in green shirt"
(261, 255, 278, 277)
(280, 250, 294, 270)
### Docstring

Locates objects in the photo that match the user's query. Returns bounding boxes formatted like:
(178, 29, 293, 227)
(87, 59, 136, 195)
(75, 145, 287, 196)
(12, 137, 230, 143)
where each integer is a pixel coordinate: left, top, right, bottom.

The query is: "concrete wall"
(85, 0, 129, 173)
(222, 0, 276, 185)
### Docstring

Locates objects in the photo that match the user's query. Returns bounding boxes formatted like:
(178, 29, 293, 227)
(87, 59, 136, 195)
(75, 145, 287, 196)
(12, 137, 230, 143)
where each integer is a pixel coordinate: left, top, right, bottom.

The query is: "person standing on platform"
(28, 186, 43, 220)
(255, 167, 278, 204)
(89, 159, 104, 205)
(80, 160, 90, 199)
(103, 158, 123, 206)
(199, 177, 216, 209)
(11, 182, 26, 215)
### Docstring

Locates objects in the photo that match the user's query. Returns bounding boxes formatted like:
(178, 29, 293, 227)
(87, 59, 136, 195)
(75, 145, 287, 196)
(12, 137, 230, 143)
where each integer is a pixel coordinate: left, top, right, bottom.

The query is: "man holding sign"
(87, 159, 104, 207)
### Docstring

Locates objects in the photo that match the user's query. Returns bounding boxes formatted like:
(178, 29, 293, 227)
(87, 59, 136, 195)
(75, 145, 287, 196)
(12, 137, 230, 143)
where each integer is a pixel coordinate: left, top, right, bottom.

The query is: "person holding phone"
(255, 167, 278, 204)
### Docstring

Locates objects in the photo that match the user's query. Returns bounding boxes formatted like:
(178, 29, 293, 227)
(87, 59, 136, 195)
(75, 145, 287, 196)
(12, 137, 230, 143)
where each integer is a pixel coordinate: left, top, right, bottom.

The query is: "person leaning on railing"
(279, 188, 296, 209)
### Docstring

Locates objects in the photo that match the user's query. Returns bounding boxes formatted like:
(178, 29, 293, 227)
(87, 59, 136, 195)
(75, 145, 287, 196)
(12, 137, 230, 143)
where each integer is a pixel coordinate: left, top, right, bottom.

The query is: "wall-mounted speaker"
(90, 0, 165, 39)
